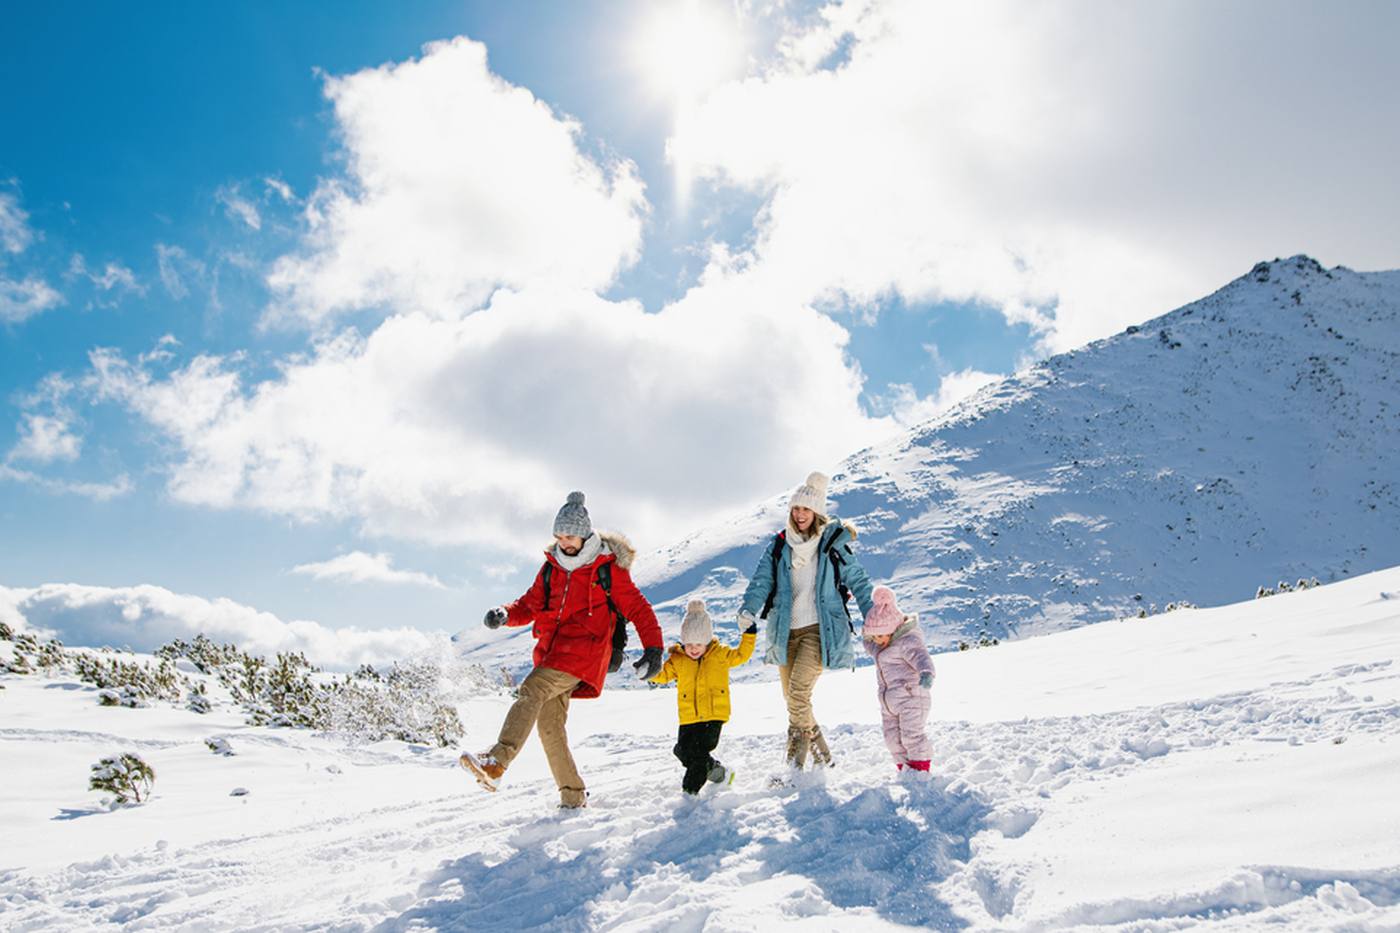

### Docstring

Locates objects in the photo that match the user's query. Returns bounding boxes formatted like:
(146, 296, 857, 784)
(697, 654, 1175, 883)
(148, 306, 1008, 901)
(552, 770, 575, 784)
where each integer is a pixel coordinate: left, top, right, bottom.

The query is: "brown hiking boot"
(459, 750, 504, 791)
(809, 725, 835, 768)
(785, 725, 810, 769)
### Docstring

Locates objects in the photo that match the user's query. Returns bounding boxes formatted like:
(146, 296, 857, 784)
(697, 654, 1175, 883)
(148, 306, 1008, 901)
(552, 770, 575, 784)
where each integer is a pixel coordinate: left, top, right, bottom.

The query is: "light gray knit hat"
(788, 471, 830, 518)
(679, 599, 713, 644)
(553, 490, 592, 538)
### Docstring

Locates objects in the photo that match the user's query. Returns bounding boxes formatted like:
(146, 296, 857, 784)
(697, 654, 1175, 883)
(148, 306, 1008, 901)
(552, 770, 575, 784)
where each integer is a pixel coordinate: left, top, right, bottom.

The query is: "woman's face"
(790, 506, 815, 532)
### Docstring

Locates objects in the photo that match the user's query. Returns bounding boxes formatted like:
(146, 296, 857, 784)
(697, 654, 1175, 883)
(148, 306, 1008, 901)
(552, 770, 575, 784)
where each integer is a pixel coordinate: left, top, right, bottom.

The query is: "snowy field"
(3, 567, 1400, 931)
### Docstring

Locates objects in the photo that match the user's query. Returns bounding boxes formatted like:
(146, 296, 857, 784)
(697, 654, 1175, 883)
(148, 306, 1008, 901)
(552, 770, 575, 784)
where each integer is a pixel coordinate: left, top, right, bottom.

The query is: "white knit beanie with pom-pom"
(679, 599, 714, 644)
(788, 471, 830, 518)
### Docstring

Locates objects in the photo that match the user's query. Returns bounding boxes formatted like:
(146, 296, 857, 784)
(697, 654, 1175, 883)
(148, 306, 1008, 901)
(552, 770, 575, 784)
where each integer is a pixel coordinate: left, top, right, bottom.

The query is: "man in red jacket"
(460, 491, 664, 808)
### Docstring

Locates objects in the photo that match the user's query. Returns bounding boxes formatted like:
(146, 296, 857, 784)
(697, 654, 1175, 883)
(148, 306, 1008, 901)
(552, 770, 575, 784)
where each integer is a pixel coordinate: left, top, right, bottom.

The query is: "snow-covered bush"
(204, 737, 234, 756)
(326, 659, 464, 747)
(187, 682, 212, 714)
(89, 752, 155, 804)
(1164, 601, 1196, 612)
(1256, 577, 1322, 599)
(74, 653, 183, 706)
(957, 630, 1002, 651)
(0, 620, 13, 640)
(98, 686, 146, 708)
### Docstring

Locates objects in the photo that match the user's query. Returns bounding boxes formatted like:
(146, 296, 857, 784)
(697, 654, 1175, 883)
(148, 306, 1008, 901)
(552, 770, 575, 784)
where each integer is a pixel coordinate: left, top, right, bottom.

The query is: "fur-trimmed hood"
(542, 530, 636, 570)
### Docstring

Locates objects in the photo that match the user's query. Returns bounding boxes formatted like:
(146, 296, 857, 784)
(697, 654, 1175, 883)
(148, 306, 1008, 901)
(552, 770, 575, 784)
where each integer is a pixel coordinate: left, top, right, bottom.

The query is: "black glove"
(633, 646, 663, 681)
(918, 671, 933, 689)
(483, 607, 506, 629)
(740, 611, 758, 635)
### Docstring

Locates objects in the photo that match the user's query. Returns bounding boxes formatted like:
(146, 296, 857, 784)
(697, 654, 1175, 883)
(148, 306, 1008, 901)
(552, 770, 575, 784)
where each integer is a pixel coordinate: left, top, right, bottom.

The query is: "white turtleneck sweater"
(787, 521, 821, 632)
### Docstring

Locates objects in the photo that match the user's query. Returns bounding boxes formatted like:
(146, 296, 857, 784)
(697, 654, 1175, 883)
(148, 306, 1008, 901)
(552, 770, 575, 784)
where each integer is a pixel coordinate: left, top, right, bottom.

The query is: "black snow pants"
(673, 720, 724, 794)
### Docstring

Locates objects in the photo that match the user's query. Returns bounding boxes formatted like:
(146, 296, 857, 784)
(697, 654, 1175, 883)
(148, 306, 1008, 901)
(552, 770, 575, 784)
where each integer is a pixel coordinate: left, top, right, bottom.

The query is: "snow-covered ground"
(3, 566, 1399, 930)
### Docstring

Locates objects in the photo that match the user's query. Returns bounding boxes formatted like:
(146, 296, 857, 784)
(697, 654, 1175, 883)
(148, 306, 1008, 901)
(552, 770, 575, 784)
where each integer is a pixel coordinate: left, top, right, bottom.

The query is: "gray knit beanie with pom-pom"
(679, 599, 714, 644)
(553, 491, 592, 538)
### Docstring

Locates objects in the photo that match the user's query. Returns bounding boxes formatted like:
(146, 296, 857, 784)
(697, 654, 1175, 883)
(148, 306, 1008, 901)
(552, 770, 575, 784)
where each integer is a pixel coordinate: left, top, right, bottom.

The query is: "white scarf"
(553, 532, 604, 572)
(786, 517, 821, 570)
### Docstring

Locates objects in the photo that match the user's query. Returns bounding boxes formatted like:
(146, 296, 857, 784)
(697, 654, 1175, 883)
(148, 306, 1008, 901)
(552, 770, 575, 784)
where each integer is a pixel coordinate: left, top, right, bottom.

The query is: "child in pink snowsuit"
(863, 586, 935, 772)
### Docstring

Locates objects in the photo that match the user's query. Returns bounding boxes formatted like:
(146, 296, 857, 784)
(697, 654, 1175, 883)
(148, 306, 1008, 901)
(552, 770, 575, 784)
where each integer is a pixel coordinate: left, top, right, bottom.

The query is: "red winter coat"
(504, 532, 663, 699)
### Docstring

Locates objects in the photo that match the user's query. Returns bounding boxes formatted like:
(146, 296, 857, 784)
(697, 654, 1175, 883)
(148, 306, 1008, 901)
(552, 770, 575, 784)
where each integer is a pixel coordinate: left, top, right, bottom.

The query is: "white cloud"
(0, 583, 440, 670)
(155, 243, 205, 300)
(263, 176, 296, 203)
(292, 551, 446, 589)
(69, 254, 143, 301)
(88, 281, 893, 556)
(670, 0, 1400, 353)
(0, 275, 62, 323)
(0, 189, 62, 323)
(264, 36, 647, 328)
(876, 368, 1003, 428)
(9, 413, 82, 463)
(216, 185, 262, 231)
(0, 464, 132, 500)
(0, 191, 35, 254)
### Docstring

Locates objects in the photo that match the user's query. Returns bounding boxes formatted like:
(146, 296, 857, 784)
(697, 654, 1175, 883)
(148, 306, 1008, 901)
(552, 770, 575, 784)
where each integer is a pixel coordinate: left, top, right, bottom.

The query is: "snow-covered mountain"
(637, 256, 1400, 649)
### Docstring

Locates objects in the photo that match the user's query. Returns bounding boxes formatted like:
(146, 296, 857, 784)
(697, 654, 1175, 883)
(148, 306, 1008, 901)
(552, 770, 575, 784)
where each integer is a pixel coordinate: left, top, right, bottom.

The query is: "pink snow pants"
(880, 688, 932, 766)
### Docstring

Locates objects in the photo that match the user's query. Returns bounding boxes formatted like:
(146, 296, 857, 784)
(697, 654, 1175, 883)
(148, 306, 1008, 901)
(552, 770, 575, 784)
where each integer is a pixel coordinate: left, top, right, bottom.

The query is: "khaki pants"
(778, 625, 822, 729)
(490, 666, 586, 807)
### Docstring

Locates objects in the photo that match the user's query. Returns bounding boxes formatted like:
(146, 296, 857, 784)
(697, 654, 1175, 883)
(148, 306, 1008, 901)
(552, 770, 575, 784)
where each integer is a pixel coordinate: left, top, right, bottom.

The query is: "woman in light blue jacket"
(739, 471, 875, 769)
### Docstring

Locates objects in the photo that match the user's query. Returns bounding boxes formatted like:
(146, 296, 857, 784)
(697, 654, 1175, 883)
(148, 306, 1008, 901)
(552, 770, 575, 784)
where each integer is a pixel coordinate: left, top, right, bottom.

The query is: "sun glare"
(632, 0, 747, 108)
(631, 0, 749, 208)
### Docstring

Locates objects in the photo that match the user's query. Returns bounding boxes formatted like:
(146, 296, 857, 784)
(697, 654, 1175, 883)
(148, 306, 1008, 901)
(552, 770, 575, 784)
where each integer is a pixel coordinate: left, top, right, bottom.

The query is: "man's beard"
(560, 545, 581, 556)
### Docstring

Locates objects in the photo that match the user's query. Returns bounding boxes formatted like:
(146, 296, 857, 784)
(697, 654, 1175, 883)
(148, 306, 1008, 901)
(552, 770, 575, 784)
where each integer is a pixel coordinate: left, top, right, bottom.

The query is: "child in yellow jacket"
(652, 599, 757, 794)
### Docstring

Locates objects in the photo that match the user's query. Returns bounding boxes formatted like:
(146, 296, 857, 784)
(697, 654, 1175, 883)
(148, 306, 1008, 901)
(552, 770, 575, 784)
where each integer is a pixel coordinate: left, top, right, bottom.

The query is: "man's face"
(554, 533, 584, 556)
(684, 643, 707, 659)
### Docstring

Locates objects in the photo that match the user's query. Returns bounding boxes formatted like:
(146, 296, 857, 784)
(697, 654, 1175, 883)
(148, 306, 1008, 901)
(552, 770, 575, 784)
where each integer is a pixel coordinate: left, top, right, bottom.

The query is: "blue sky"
(3, 1, 1397, 661)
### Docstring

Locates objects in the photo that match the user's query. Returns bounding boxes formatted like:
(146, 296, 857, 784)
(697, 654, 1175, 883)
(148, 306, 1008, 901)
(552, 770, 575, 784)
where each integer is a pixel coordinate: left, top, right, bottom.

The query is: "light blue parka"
(740, 519, 876, 670)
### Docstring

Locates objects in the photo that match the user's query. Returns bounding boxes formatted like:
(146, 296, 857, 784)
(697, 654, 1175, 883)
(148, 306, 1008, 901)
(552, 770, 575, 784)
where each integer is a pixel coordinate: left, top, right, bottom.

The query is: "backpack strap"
(596, 561, 630, 651)
(759, 531, 786, 619)
(822, 527, 855, 629)
(540, 563, 553, 611)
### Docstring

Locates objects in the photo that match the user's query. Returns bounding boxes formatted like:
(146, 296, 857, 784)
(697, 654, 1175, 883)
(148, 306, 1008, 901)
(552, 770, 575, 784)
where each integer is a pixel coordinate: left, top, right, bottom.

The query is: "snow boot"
(459, 750, 504, 792)
(707, 763, 735, 787)
(785, 725, 810, 769)
(809, 725, 834, 768)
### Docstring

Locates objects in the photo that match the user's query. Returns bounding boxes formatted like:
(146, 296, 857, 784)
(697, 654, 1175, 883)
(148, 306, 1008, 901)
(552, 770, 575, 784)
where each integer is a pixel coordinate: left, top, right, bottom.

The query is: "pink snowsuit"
(865, 616, 935, 767)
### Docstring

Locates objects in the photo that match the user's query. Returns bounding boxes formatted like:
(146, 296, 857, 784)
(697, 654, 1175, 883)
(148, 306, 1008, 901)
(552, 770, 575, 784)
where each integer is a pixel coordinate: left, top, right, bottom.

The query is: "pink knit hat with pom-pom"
(863, 586, 905, 636)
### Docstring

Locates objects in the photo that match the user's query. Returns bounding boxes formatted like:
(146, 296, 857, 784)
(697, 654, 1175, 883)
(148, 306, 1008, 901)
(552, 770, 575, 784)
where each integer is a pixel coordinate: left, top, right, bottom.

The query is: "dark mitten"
(918, 671, 933, 689)
(633, 646, 663, 681)
(483, 607, 507, 629)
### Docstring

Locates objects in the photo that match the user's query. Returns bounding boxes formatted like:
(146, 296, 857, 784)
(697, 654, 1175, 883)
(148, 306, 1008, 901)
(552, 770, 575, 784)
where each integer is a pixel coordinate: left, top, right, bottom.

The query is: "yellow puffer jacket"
(652, 631, 756, 725)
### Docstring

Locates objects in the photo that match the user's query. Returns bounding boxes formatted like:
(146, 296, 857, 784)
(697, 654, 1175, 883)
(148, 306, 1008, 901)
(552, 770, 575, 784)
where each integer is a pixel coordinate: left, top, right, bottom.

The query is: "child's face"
(869, 633, 892, 648)
(684, 643, 706, 659)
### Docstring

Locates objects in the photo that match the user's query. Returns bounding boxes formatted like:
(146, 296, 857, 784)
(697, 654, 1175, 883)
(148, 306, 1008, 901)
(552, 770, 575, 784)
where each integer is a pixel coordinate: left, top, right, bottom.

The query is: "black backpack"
(760, 528, 854, 628)
(539, 561, 629, 658)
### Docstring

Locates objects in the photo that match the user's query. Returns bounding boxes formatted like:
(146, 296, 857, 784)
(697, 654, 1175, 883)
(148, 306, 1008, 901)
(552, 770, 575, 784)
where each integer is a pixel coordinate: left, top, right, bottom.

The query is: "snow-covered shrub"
(1164, 601, 1196, 612)
(326, 658, 465, 747)
(89, 752, 155, 804)
(1256, 585, 1274, 599)
(204, 737, 234, 756)
(957, 630, 1002, 651)
(0, 621, 13, 640)
(186, 682, 212, 714)
(98, 686, 146, 708)
(74, 653, 183, 705)
(245, 652, 326, 729)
